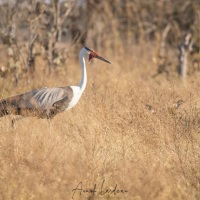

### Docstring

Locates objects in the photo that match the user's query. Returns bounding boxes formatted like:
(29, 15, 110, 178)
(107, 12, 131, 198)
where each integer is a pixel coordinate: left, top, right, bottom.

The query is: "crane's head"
(84, 47, 112, 64)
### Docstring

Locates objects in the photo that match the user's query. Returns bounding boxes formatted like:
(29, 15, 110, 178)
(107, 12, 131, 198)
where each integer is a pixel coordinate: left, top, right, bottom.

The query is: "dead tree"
(178, 33, 193, 79)
(27, 25, 38, 78)
(153, 24, 171, 78)
(26, 0, 40, 79)
(47, 0, 73, 73)
(0, 1, 20, 85)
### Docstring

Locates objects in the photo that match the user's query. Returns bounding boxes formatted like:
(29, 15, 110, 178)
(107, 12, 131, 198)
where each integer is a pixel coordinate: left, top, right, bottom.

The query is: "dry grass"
(0, 47, 200, 200)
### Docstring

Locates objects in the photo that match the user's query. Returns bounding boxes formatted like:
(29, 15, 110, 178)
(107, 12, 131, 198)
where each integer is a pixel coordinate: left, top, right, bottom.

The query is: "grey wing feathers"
(0, 86, 73, 118)
(31, 87, 73, 109)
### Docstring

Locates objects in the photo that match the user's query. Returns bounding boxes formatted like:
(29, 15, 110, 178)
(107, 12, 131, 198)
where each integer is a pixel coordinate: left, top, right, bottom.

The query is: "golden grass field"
(0, 46, 200, 200)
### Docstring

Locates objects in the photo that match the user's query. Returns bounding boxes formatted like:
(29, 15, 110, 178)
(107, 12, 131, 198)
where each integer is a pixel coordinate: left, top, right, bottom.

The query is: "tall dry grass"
(0, 44, 199, 200)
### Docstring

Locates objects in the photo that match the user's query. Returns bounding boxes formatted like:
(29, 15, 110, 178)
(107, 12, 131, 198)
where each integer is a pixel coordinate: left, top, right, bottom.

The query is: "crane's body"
(0, 47, 111, 119)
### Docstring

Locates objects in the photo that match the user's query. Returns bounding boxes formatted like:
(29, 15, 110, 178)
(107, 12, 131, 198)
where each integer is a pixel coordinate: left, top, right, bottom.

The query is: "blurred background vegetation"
(0, 0, 199, 84)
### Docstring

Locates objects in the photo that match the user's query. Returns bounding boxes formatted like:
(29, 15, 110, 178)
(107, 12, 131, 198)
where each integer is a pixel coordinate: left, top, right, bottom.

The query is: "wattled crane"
(0, 47, 111, 120)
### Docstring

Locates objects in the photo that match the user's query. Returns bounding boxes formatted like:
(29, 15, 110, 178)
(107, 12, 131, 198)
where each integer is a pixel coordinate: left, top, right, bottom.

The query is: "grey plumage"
(0, 86, 73, 119)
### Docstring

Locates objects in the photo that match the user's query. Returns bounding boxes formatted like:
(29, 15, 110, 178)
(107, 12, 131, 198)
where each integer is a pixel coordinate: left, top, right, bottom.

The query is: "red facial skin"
(89, 50, 99, 62)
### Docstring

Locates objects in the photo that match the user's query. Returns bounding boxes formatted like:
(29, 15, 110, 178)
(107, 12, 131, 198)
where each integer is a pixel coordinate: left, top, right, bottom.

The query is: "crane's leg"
(47, 118, 51, 126)
(45, 109, 56, 127)
(46, 115, 53, 127)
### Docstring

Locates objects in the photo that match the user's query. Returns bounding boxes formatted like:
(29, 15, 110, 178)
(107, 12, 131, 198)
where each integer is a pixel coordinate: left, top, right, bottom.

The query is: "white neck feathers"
(79, 48, 87, 94)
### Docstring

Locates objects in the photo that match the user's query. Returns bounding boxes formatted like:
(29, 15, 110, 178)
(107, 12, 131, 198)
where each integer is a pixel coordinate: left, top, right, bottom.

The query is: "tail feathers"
(0, 98, 19, 117)
(0, 96, 40, 118)
(0, 99, 10, 117)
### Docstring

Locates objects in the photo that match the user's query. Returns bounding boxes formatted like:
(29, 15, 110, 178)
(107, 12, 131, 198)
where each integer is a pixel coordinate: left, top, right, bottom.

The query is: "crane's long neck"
(79, 49, 87, 94)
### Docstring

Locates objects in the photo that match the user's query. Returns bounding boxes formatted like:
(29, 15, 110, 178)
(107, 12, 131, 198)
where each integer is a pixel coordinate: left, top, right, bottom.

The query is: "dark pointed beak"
(96, 55, 112, 64)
